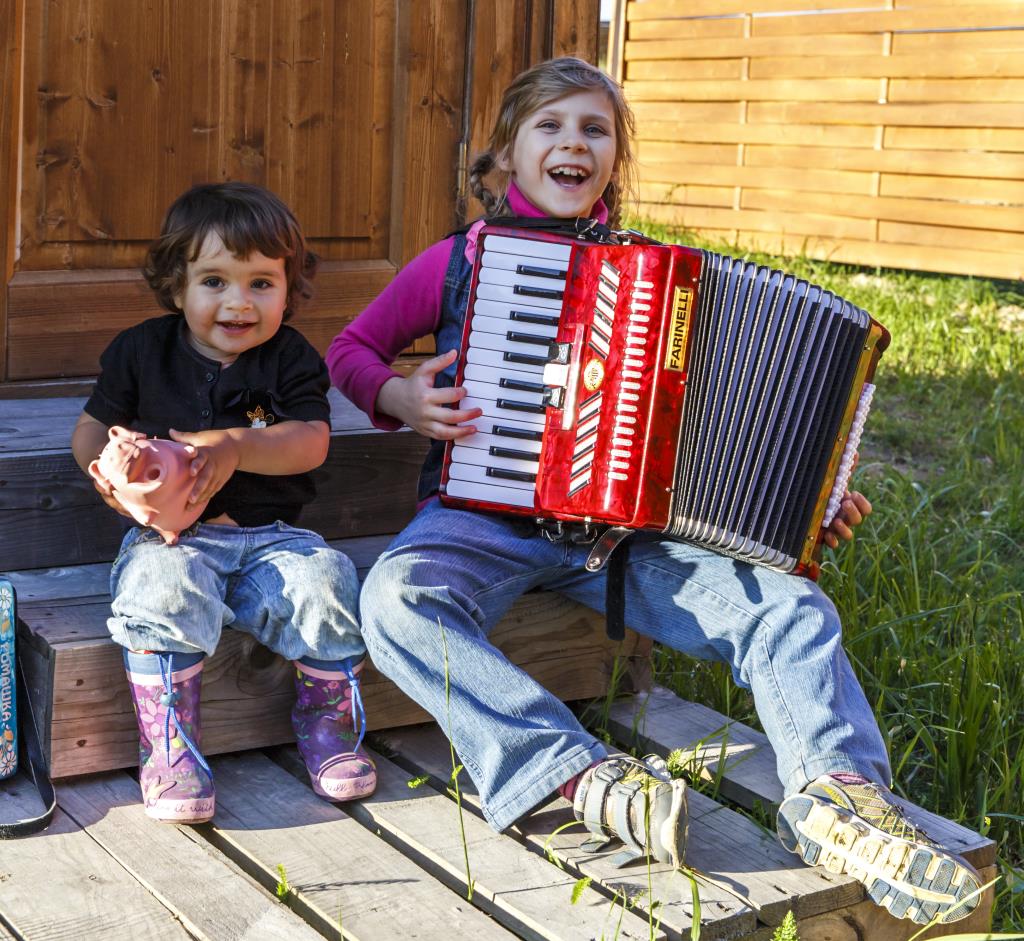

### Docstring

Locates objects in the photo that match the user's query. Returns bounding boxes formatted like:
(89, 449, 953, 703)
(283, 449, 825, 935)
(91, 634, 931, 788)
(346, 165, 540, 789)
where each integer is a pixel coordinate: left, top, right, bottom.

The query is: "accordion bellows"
(440, 226, 889, 577)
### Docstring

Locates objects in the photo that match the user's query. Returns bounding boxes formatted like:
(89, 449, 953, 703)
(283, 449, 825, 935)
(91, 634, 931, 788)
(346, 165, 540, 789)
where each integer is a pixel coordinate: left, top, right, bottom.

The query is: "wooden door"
(0, 0, 597, 385)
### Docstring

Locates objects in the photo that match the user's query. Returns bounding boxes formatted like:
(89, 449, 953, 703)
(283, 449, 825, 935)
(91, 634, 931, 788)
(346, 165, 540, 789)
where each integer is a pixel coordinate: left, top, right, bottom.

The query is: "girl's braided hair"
(469, 57, 636, 230)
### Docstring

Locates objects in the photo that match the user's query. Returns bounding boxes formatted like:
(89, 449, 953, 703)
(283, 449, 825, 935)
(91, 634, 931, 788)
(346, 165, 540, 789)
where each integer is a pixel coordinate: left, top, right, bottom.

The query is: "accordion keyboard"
(445, 236, 573, 509)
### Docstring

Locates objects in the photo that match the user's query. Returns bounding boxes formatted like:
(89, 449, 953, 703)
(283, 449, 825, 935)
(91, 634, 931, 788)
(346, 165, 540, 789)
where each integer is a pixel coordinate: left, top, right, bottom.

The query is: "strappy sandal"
(573, 754, 688, 869)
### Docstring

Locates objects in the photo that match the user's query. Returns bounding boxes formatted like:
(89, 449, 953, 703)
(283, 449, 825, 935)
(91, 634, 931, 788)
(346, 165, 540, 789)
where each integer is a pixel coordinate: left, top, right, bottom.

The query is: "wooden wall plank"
(626, 33, 885, 61)
(744, 142, 1024, 179)
(638, 154, 876, 197)
(749, 51, 1024, 80)
(638, 121, 877, 148)
(750, 5, 1024, 37)
(746, 100, 1024, 128)
(883, 125, 1024, 152)
(638, 181, 736, 208)
(880, 172, 1024, 205)
(878, 220, 1024, 255)
(627, 16, 745, 42)
(628, 0, 889, 17)
(894, 28, 1024, 54)
(637, 141, 741, 166)
(0, 0, 23, 383)
(626, 77, 882, 102)
(625, 58, 745, 82)
(890, 76, 1024, 102)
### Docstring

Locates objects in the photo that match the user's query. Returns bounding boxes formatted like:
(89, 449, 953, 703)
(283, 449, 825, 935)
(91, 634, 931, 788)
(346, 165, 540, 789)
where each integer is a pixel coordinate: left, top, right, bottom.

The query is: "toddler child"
(327, 58, 982, 926)
(72, 182, 375, 822)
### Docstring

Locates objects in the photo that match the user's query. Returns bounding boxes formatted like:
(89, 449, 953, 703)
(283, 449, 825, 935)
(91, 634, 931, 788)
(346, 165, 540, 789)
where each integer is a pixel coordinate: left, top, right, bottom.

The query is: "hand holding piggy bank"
(89, 426, 208, 544)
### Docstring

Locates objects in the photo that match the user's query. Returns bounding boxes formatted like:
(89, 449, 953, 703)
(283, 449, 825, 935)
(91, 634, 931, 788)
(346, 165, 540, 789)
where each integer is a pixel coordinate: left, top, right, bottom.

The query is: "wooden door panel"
(2, 0, 598, 383)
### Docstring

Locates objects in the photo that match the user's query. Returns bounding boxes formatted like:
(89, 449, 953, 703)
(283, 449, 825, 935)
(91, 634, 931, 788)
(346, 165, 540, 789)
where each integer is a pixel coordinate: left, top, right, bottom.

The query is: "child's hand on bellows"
(168, 428, 241, 505)
(823, 491, 872, 548)
(378, 349, 483, 440)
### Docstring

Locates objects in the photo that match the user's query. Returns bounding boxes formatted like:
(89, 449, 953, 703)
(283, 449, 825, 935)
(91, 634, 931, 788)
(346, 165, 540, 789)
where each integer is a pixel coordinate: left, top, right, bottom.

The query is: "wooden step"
(9, 535, 648, 779)
(0, 390, 428, 570)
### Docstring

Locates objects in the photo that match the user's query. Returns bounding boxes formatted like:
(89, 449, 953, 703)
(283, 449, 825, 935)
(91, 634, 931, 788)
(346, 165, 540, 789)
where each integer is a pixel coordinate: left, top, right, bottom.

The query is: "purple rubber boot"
(292, 657, 376, 801)
(124, 649, 215, 823)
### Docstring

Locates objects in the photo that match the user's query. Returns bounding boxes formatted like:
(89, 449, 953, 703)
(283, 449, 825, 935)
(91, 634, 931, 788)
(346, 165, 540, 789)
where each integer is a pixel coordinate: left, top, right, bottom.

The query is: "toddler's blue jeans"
(108, 521, 364, 663)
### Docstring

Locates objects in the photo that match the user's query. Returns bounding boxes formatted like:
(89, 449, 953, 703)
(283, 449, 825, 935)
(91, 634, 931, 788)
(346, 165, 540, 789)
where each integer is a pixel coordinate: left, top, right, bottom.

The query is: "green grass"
(635, 221, 1024, 932)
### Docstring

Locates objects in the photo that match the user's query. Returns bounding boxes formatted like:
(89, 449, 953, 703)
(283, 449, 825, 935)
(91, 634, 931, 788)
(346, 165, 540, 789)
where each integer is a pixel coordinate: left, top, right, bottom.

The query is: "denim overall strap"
(417, 232, 473, 502)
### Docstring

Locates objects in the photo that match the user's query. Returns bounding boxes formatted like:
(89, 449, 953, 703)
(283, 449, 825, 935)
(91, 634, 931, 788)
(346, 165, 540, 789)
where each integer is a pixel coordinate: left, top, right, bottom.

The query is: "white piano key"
(453, 430, 543, 455)
(463, 378, 546, 408)
(473, 298, 561, 324)
(480, 250, 569, 278)
(481, 235, 572, 262)
(462, 396, 547, 426)
(478, 267, 567, 293)
(468, 329, 551, 359)
(463, 415, 546, 438)
(448, 461, 536, 491)
(464, 362, 546, 387)
(476, 282, 563, 310)
(469, 313, 558, 339)
(445, 478, 536, 508)
(450, 443, 540, 475)
(466, 346, 544, 375)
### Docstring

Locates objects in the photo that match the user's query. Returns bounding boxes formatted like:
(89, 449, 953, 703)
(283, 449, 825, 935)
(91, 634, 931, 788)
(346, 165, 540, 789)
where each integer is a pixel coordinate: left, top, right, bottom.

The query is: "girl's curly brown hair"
(144, 181, 317, 321)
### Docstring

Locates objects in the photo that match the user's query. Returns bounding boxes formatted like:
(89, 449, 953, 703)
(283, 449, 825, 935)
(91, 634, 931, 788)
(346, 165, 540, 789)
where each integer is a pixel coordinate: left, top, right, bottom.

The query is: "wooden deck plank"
(0, 771, 192, 940)
(56, 772, 324, 941)
(205, 750, 517, 941)
(374, 724, 760, 941)
(606, 687, 995, 867)
(271, 744, 665, 941)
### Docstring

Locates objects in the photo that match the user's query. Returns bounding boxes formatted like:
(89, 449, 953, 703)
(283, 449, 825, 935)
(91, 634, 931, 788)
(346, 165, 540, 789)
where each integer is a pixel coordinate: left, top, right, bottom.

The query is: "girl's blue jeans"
(108, 521, 365, 663)
(360, 498, 891, 832)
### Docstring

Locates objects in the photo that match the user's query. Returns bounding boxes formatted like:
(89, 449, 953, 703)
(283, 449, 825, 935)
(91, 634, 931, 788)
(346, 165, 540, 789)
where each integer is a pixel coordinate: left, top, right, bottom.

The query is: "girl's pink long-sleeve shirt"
(326, 184, 608, 429)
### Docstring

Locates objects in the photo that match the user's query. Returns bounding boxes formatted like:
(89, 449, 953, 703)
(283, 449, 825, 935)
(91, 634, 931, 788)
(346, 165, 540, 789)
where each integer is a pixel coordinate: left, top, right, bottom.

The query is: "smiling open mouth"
(548, 166, 590, 187)
(218, 321, 256, 333)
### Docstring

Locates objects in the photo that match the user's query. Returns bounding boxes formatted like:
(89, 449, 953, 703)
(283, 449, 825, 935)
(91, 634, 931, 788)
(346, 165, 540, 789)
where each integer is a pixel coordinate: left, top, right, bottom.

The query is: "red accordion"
(439, 225, 889, 576)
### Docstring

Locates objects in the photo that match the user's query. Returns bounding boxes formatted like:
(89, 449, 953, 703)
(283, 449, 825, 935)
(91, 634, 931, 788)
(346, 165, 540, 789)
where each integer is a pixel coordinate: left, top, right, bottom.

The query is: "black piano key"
(504, 351, 549, 367)
(510, 310, 560, 326)
(497, 398, 547, 414)
(493, 425, 544, 441)
(487, 467, 537, 483)
(499, 377, 546, 393)
(514, 285, 564, 300)
(516, 263, 568, 280)
(506, 331, 553, 347)
(489, 446, 540, 461)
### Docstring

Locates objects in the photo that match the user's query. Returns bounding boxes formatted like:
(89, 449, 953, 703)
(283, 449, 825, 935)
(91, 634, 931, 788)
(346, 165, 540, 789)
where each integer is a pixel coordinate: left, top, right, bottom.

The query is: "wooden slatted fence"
(614, 0, 1024, 280)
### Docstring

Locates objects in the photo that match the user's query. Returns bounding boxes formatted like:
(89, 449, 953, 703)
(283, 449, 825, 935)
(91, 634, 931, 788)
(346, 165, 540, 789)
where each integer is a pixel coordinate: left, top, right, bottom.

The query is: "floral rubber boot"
(292, 656, 376, 801)
(124, 649, 215, 823)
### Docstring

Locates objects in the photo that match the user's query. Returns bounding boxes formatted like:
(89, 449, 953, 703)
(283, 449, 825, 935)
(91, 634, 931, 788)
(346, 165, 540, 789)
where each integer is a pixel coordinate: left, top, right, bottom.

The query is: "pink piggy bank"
(89, 426, 207, 545)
